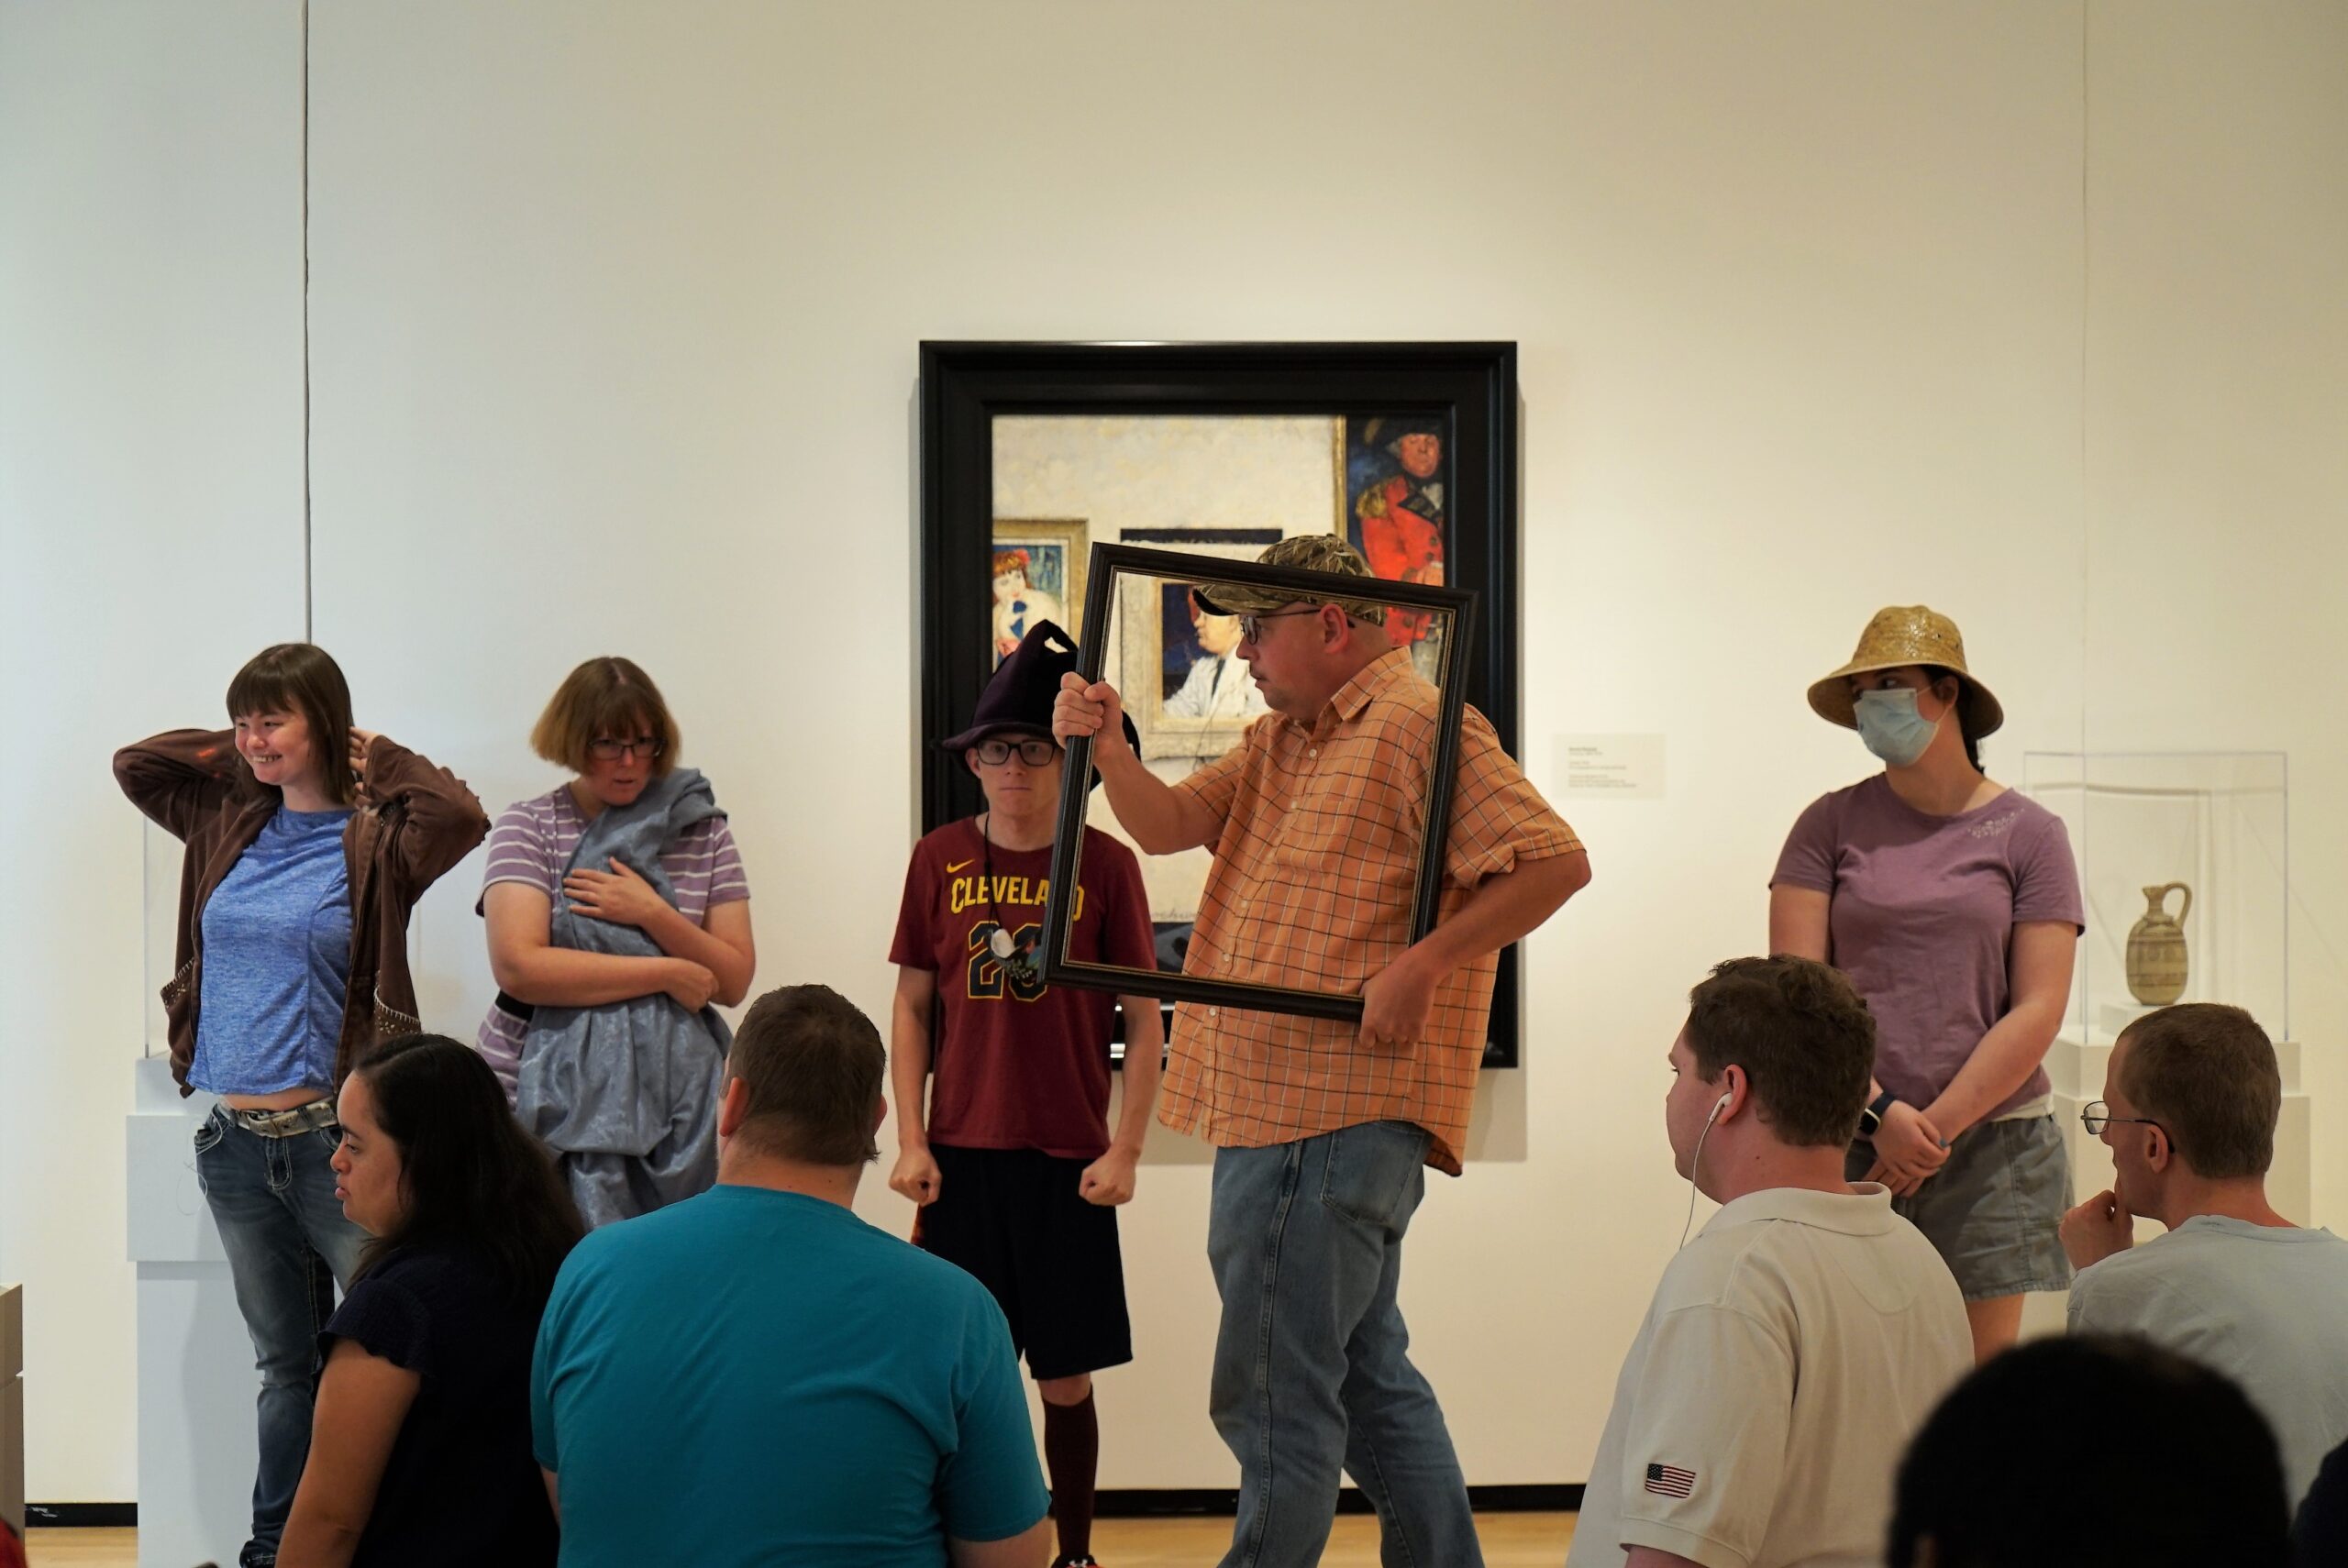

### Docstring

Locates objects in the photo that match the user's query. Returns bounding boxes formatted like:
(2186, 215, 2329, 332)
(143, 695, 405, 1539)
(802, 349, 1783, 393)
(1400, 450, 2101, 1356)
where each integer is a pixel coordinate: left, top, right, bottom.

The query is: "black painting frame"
(1036, 545, 1476, 1021)
(917, 340, 1523, 1065)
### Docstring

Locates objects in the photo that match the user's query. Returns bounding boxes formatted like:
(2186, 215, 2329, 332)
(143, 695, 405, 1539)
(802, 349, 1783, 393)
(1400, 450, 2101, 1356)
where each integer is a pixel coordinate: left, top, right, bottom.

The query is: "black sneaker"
(1052, 1557, 1101, 1568)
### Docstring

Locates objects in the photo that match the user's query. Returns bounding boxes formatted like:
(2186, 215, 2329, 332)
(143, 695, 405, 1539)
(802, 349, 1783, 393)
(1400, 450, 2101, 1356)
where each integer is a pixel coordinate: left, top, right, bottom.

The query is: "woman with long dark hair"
(116, 644, 486, 1568)
(278, 1033, 583, 1568)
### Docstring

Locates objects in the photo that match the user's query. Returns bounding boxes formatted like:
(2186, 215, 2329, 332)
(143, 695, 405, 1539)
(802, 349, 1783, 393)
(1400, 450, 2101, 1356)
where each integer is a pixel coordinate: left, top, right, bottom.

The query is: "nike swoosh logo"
(946, 859, 975, 873)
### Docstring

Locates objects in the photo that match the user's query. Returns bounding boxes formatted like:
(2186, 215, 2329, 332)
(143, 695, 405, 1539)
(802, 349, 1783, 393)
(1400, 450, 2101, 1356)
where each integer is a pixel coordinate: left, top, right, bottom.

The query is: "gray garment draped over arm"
(515, 768, 734, 1165)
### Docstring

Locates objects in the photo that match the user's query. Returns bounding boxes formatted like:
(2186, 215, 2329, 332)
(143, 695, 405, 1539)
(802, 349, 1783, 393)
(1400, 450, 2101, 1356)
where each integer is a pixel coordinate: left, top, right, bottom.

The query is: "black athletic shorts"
(914, 1143, 1133, 1381)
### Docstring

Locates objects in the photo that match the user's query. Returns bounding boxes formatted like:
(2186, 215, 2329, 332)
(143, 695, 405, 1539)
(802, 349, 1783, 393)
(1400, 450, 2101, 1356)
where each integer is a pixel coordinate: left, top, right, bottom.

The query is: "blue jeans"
(1207, 1121, 1481, 1568)
(193, 1105, 371, 1563)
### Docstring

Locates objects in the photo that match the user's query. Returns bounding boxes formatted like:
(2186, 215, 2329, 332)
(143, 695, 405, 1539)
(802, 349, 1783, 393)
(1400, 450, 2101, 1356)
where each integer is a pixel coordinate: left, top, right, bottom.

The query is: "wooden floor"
(28, 1513, 1578, 1564)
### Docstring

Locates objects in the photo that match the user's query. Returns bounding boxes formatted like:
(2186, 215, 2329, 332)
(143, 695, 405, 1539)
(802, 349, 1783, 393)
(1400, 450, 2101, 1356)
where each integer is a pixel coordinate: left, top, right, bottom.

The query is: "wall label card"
(1557, 734, 1665, 800)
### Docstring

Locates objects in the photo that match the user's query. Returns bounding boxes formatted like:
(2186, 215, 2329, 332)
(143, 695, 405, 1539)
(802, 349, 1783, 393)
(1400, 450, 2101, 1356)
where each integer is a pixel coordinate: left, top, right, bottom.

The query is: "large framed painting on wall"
(917, 341, 1524, 1067)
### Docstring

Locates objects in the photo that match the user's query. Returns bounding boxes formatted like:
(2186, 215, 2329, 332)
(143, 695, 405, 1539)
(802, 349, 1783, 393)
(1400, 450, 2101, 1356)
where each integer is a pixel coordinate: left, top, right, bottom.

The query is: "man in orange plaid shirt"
(1055, 535, 1589, 1568)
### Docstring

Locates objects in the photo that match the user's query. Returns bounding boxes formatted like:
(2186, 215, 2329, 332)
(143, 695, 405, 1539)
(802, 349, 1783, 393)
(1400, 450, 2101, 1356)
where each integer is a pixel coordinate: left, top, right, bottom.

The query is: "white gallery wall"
(3, 0, 2342, 1503)
(0, 0, 309, 1499)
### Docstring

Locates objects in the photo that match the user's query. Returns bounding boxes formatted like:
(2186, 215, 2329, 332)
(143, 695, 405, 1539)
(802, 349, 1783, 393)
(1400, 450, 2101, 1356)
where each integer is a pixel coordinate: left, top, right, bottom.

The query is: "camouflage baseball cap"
(1191, 535, 1390, 626)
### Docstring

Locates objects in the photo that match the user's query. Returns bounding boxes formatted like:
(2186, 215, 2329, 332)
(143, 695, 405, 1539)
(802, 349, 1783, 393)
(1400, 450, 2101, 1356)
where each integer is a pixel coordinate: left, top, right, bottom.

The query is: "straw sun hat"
(1806, 605, 2005, 738)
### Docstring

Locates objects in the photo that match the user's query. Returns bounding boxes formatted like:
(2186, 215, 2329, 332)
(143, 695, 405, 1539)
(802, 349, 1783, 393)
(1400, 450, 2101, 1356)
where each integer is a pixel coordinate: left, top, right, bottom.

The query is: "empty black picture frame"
(1036, 545, 1477, 1021)
(917, 340, 1523, 1066)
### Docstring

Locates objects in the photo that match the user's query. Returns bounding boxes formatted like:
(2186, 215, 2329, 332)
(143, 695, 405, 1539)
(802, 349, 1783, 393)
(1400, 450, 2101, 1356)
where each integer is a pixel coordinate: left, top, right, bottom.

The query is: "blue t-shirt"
(531, 1185, 1048, 1568)
(193, 805, 354, 1096)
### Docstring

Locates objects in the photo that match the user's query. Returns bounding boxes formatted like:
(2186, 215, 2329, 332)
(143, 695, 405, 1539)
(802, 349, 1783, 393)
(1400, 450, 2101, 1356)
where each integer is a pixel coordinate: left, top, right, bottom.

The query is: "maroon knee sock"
(1042, 1389, 1099, 1563)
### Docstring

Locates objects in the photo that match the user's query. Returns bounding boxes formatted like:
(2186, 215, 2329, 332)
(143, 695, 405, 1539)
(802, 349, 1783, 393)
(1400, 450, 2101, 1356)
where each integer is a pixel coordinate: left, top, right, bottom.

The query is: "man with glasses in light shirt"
(2062, 1002, 2348, 1508)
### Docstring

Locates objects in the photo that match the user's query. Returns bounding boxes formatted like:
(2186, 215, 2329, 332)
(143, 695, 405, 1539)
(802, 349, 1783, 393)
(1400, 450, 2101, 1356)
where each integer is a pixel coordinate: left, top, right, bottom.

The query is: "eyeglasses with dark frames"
(973, 737, 1060, 767)
(586, 735, 665, 762)
(2080, 1100, 2167, 1140)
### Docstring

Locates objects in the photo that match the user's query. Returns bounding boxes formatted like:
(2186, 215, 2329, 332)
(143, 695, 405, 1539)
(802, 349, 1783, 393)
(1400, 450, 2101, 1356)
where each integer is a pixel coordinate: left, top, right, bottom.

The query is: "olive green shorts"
(1847, 1113, 2075, 1300)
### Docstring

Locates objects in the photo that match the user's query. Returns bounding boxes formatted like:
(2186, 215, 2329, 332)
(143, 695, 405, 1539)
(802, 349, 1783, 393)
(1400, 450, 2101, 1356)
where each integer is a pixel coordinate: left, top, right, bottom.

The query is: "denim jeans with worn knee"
(1208, 1120, 1481, 1568)
(193, 1106, 371, 1566)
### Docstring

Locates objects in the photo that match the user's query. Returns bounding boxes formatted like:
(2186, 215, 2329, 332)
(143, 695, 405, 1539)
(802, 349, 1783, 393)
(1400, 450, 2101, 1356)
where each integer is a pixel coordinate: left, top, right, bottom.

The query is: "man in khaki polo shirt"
(1056, 536, 1589, 1568)
(1570, 956, 1971, 1568)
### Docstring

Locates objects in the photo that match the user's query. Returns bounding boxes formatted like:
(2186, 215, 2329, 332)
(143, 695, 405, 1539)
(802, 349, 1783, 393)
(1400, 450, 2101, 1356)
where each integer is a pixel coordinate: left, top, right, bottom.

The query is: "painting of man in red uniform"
(1346, 415, 1448, 675)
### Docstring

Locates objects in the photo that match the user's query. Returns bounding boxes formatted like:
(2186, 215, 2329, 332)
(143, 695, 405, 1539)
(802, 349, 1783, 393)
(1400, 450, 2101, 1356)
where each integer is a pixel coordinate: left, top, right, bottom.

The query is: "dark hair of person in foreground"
(352, 1032, 583, 1297)
(1888, 1333, 2289, 1568)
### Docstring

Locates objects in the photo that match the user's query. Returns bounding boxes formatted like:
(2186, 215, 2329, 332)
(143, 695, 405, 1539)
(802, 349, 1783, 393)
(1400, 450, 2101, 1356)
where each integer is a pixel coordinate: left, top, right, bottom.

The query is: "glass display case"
(2021, 752, 2288, 1045)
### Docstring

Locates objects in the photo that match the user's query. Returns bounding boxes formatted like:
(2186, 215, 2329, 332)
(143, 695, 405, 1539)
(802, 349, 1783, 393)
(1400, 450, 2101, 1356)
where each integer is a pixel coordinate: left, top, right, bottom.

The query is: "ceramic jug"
(2125, 882, 2192, 1006)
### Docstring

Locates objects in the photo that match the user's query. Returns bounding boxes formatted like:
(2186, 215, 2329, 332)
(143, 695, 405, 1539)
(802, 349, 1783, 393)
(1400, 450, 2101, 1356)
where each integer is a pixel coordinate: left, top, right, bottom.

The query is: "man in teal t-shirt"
(532, 984, 1051, 1567)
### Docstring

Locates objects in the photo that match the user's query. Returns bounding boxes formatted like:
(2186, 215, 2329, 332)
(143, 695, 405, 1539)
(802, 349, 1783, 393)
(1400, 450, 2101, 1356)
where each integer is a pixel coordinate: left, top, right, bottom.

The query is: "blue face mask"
(1854, 688, 1939, 767)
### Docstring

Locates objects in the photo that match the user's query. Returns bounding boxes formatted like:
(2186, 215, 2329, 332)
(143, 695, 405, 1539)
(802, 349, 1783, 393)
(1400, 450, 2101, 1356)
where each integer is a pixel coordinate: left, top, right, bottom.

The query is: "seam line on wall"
(301, 0, 314, 639)
(2078, 0, 2090, 762)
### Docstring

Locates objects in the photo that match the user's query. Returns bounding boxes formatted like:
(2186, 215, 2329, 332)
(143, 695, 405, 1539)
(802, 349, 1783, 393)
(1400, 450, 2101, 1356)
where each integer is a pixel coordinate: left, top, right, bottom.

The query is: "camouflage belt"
(226, 1099, 339, 1139)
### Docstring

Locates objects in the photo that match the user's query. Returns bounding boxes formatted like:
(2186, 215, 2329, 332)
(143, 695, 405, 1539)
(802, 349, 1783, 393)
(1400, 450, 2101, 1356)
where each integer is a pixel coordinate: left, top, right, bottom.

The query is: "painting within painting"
(1157, 583, 1262, 718)
(1119, 525, 1282, 767)
(989, 519, 1085, 667)
(1345, 414, 1450, 682)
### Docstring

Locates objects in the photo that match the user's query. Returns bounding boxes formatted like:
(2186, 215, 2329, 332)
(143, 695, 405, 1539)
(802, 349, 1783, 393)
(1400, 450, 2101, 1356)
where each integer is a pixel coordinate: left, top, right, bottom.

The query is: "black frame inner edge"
(1037, 544, 1476, 1023)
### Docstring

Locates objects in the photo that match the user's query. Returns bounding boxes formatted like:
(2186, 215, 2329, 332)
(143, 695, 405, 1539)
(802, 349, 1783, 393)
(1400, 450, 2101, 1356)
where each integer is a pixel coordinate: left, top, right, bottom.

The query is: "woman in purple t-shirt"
(1770, 606, 2083, 1363)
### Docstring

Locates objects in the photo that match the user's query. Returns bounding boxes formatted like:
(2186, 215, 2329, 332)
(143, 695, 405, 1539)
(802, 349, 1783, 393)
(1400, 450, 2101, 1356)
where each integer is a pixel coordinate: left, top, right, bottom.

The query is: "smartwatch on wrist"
(1857, 1090, 1898, 1139)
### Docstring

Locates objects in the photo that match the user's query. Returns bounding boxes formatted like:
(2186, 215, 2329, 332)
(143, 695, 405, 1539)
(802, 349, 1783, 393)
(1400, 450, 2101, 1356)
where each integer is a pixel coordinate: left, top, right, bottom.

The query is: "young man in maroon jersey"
(889, 621, 1164, 1568)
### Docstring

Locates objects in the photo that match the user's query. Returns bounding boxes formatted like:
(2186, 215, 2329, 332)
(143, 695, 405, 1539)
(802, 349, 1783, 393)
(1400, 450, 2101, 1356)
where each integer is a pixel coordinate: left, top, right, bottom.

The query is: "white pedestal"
(127, 1055, 258, 1568)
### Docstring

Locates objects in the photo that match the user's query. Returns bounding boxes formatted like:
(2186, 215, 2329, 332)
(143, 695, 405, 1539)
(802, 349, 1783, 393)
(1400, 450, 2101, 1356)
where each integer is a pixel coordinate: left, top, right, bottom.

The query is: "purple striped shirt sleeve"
(699, 817, 750, 906)
(481, 800, 559, 899)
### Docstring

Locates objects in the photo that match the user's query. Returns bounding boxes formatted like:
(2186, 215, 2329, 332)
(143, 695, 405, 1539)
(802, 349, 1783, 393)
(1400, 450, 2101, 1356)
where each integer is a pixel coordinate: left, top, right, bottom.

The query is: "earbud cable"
(1679, 1099, 1727, 1250)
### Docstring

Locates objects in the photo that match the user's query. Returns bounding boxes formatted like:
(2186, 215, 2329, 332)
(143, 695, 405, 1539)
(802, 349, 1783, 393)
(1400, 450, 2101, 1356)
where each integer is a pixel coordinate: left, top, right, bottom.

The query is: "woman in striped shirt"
(476, 657, 755, 1224)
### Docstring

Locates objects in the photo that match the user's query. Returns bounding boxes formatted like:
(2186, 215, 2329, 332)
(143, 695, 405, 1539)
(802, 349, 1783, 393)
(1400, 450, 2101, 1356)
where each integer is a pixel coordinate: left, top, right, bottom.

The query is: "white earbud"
(1680, 1088, 1736, 1249)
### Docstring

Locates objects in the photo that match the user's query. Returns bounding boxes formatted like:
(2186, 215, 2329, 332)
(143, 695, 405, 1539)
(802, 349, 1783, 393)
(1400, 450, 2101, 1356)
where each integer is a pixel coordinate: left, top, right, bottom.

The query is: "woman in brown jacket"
(115, 643, 486, 1568)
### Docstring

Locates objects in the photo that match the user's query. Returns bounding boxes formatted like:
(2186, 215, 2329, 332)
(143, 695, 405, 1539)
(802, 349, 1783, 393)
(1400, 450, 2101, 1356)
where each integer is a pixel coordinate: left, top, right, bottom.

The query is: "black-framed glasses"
(974, 737, 1059, 767)
(2081, 1101, 2166, 1139)
(1237, 606, 1321, 644)
(586, 735, 665, 762)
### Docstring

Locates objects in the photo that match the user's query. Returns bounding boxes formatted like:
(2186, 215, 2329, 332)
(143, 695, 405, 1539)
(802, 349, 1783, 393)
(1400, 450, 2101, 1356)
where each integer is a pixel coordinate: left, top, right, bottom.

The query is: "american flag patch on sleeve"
(1645, 1463, 1696, 1498)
